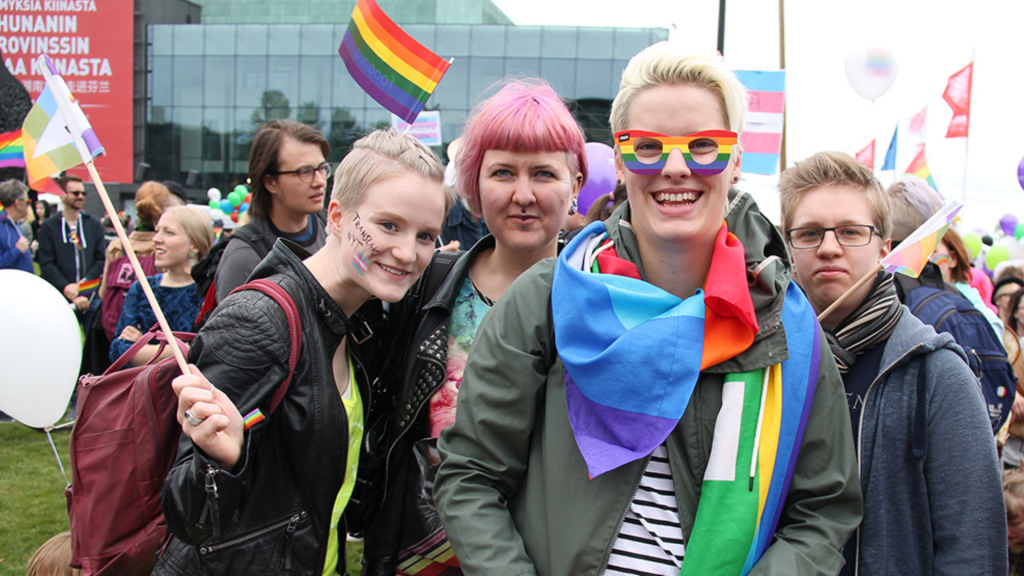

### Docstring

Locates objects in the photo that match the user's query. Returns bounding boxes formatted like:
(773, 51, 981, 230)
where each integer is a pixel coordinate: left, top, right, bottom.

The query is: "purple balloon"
(578, 142, 616, 215)
(1001, 214, 1018, 237)
(1018, 154, 1024, 192)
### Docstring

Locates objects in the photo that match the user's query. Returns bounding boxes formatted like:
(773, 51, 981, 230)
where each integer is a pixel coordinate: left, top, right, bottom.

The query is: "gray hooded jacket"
(851, 310, 1006, 575)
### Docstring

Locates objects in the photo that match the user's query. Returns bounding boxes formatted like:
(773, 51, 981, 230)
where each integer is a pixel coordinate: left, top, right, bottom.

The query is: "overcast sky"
(493, 0, 1023, 234)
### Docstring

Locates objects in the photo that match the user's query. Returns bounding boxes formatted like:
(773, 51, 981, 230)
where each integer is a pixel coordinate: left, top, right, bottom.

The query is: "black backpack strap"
(229, 279, 301, 414)
(231, 224, 273, 260)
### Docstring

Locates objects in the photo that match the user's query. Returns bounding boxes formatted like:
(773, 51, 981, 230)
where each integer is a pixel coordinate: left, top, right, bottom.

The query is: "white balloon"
(844, 48, 898, 101)
(1001, 235, 1024, 260)
(207, 187, 222, 202)
(0, 271, 81, 428)
(209, 209, 226, 220)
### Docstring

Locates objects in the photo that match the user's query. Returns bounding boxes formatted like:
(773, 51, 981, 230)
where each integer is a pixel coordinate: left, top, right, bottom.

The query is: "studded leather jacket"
(359, 235, 494, 575)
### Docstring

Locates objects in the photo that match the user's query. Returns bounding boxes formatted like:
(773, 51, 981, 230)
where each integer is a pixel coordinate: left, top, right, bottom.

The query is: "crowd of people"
(6, 39, 1024, 575)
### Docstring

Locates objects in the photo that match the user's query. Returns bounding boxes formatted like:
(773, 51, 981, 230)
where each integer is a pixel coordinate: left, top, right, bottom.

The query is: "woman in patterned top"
(109, 205, 212, 365)
(359, 80, 588, 575)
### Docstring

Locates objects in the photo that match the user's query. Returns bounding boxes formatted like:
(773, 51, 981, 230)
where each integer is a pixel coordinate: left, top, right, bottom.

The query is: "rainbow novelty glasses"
(614, 130, 739, 176)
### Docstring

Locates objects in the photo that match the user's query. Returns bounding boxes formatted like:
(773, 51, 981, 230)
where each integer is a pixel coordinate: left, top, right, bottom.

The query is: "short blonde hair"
(779, 151, 892, 241)
(26, 531, 80, 576)
(163, 206, 214, 259)
(886, 176, 943, 242)
(331, 128, 455, 214)
(610, 43, 749, 134)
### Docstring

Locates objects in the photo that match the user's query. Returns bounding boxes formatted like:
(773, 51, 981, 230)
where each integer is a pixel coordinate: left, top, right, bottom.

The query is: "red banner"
(943, 62, 973, 138)
(1, 0, 134, 183)
(855, 139, 875, 170)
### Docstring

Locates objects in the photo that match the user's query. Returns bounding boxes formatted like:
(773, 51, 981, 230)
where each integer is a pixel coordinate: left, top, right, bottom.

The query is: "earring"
(569, 198, 578, 215)
(732, 176, 740, 183)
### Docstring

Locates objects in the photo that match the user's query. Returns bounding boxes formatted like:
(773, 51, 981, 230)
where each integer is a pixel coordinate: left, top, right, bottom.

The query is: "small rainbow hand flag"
(0, 130, 25, 169)
(881, 201, 962, 278)
(22, 55, 104, 193)
(338, 0, 451, 124)
(78, 277, 101, 297)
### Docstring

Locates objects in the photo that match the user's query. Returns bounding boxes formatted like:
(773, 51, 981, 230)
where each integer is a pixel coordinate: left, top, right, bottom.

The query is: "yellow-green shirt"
(322, 354, 364, 576)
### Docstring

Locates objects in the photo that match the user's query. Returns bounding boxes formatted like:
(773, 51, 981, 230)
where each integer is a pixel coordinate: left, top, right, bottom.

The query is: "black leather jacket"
(361, 236, 494, 575)
(155, 240, 383, 576)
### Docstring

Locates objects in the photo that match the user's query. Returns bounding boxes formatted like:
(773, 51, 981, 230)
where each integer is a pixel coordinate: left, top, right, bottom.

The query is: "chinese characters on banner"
(1, 0, 134, 183)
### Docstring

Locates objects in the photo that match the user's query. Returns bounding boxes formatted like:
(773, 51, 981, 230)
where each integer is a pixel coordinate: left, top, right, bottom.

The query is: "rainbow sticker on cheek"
(353, 252, 370, 275)
(614, 129, 738, 176)
(929, 253, 951, 266)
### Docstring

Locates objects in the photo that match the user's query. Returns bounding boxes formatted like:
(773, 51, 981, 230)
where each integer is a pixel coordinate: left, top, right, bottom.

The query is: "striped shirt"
(604, 445, 684, 575)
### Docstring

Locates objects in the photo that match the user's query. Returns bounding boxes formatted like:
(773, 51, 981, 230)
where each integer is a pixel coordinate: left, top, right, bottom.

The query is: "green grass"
(0, 421, 364, 575)
(0, 422, 72, 576)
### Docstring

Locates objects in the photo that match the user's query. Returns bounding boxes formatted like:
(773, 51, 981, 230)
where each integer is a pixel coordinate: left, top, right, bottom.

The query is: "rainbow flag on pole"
(0, 130, 25, 169)
(904, 144, 937, 191)
(881, 201, 962, 278)
(338, 0, 451, 124)
(22, 55, 104, 193)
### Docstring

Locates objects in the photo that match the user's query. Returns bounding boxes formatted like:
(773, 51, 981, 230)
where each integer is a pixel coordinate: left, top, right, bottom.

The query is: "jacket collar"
(603, 190, 794, 373)
(249, 239, 358, 338)
(422, 234, 497, 311)
(877, 308, 963, 377)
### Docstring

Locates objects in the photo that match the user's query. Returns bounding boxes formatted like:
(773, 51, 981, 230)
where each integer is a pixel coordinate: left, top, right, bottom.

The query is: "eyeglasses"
(271, 161, 331, 183)
(786, 225, 879, 249)
(613, 130, 739, 176)
(68, 190, 86, 197)
(16, 197, 30, 205)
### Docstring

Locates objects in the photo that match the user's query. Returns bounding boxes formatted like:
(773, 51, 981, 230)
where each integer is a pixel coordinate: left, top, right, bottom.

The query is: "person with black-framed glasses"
(212, 120, 332, 304)
(781, 151, 1005, 575)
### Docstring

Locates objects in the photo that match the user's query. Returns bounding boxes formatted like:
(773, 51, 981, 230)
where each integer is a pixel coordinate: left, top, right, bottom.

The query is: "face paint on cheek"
(351, 212, 381, 255)
(352, 251, 370, 276)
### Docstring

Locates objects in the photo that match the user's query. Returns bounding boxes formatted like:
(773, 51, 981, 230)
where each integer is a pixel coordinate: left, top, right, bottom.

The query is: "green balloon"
(233, 184, 248, 196)
(1016, 223, 1024, 241)
(208, 199, 219, 210)
(986, 245, 1010, 270)
(228, 192, 242, 207)
(962, 233, 982, 260)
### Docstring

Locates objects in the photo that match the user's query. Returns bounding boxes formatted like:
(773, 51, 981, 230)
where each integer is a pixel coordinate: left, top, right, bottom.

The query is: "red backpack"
(67, 279, 302, 575)
(100, 252, 158, 341)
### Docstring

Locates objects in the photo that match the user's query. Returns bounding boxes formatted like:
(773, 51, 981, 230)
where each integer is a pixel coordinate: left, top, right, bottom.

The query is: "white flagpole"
(39, 56, 189, 375)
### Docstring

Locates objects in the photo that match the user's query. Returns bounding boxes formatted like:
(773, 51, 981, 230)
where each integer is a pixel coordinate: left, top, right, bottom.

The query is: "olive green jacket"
(435, 192, 863, 575)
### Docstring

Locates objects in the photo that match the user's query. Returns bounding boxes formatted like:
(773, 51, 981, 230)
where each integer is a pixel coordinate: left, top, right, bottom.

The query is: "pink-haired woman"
(357, 80, 587, 575)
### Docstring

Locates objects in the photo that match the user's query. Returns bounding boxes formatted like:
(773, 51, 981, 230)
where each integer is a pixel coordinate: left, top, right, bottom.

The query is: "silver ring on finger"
(184, 409, 205, 427)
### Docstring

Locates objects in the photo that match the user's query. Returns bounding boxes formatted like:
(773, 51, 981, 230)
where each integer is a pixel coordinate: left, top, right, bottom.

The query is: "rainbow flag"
(0, 130, 25, 169)
(22, 55, 104, 193)
(904, 144, 937, 190)
(881, 201, 962, 278)
(78, 277, 101, 297)
(243, 408, 265, 430)
(338, 0, 451, 124)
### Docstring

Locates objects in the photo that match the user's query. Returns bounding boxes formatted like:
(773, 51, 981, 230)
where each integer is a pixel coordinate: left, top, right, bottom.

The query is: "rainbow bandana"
(552, 221, 822, 573)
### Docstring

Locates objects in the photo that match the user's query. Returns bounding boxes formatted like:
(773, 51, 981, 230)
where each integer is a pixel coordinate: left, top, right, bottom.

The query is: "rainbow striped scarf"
(551, 221, 822, 574)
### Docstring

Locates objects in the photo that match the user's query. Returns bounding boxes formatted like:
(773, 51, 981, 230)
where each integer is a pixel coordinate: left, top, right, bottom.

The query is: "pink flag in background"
(855, 140, 875, 170)
(944, 62, 973, 138)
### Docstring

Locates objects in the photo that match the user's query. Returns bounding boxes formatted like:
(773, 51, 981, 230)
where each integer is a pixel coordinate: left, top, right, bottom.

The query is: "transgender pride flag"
(733, 70, 786, 175)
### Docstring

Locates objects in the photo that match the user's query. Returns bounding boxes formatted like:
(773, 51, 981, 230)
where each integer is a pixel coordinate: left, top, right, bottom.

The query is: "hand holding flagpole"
(817, 201, 964, 323)
(37, 55, 189, 375)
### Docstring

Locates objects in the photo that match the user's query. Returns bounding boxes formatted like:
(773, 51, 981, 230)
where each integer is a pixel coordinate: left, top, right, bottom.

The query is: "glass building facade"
(145, 23, 668, 190)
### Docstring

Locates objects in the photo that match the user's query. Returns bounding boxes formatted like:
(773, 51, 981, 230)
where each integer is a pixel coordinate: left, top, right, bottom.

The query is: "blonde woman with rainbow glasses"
(433, 42, 861, 575)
